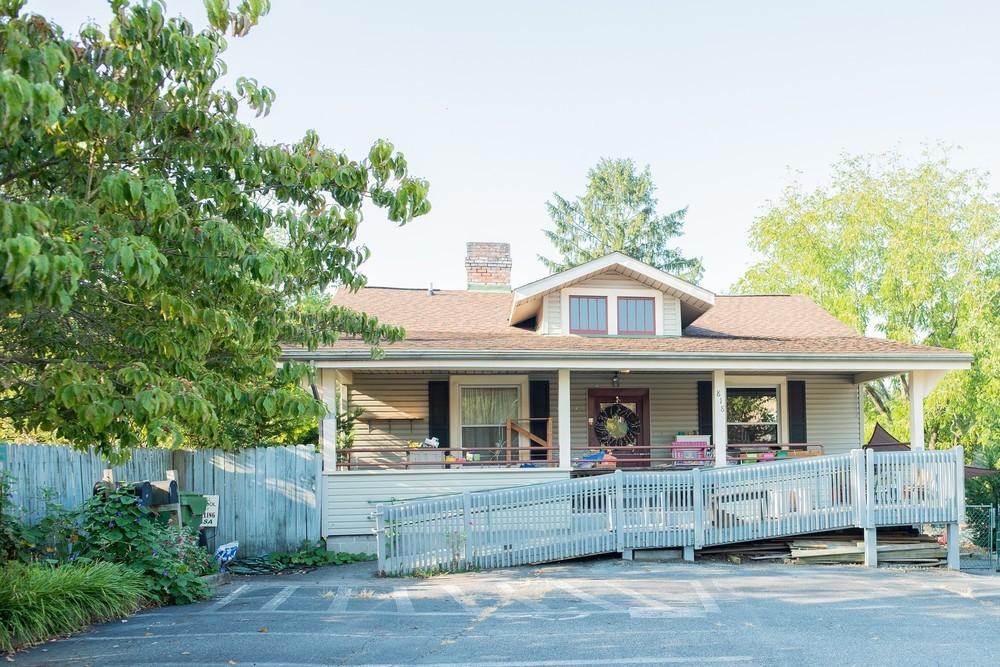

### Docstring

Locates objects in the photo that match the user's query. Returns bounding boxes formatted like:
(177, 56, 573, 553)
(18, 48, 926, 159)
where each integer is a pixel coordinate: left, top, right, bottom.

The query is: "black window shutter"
(787, 380, 807, 443)
(529, 380, 550, 461)
(697, 381, 713, 438)
(427, 380, 449, 447)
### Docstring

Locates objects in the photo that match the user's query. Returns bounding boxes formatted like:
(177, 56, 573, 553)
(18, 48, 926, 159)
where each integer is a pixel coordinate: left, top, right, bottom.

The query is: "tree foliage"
(735, 148, 999, 457)
(539, 158, 703, 281)
(0, 0, 430, 461)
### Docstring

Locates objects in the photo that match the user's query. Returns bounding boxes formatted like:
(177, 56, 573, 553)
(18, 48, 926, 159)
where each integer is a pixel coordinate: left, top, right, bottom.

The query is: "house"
(282, 242, 972, 553)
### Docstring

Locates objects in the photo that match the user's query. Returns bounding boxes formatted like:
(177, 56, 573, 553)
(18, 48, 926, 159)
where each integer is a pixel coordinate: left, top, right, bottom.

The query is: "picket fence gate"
(2, 443, 321, 556)
(376, 448, 965, 575)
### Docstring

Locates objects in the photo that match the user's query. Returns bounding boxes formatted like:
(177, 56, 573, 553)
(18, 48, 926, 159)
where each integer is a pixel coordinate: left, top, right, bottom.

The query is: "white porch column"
(908, 372, 924, 451)
(558, 369, 572, 470)
(712, 370, 728, 467)
(908, 370, 949, 450)
(320, 370, 352, 471)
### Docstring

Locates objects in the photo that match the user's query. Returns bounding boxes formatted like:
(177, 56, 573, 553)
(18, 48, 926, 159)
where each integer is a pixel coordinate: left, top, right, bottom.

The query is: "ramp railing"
(376, 448, 964, 575)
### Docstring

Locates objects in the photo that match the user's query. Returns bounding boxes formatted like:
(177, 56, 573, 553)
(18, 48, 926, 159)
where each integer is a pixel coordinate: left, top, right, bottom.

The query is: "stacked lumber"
(790, 533, 946, 566)
(699, 529, 949, 566)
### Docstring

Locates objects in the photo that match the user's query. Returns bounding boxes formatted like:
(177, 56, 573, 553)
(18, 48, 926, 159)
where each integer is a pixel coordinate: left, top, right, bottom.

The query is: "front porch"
(316, 364, 959, 551)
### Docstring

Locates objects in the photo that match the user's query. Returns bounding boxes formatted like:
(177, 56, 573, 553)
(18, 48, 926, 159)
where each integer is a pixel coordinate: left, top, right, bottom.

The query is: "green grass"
(0, 561, 148, 653)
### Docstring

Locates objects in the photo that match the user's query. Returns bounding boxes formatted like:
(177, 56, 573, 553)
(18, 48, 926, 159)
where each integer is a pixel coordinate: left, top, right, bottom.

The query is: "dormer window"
(569, 296, 608, 334)
(617, 297, 655, 335)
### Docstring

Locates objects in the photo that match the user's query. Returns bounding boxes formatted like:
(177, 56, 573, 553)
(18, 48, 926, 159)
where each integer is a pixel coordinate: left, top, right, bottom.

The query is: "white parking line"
(202, 584, 248, 612)
(442, 584, 479, 609)
(327, 586, 353, 612)
(497, 582, 551, 611)
(691, 580, 720, 613)
(550, 581, 619, 611)
(260, 585, 299, 611)
(391, 588, 414, 613)
(605, 582, 677, 611)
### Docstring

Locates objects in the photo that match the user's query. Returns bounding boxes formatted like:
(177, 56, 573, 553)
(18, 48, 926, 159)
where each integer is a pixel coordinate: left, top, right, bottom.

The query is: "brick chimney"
(465, 242, 511, 291)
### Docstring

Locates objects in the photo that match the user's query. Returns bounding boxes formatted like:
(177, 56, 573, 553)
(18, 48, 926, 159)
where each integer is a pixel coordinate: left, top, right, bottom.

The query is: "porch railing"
(338, 418, 557, 471)
(376, 447, 965, 575)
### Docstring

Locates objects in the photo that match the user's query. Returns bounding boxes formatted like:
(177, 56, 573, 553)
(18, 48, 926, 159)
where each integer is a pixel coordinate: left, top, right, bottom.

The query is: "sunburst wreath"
(593, 402, 641, 447)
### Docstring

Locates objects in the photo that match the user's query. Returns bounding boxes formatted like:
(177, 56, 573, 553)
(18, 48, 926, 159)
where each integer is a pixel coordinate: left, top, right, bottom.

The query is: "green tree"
(0, 0, 430, 461)
(734, 148, 1000, 456)
(539, 158, 703, 281)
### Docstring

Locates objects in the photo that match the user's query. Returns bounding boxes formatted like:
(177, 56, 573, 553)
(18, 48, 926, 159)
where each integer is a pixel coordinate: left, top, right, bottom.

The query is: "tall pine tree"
(539, 158, 702, 282)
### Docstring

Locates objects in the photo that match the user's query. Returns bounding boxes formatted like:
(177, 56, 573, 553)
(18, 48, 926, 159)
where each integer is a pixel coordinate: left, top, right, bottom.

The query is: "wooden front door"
(587, 388, 650, 468)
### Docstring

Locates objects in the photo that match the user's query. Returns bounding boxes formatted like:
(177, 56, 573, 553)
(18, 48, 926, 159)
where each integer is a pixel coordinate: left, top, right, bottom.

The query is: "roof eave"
(282, 347, 973, 372)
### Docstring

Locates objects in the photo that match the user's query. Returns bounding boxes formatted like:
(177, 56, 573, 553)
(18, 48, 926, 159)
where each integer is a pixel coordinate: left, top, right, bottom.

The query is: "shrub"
(228, 540, 374, 574)
(268, 541, 373, 568)
(0, 561, 147, 653)
(0, 472, 21, 562)
(78, 485, 218, 604)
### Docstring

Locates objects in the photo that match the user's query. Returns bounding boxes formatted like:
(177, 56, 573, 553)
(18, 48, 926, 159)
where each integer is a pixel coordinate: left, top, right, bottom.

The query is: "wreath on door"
(594, 401, 641, 448)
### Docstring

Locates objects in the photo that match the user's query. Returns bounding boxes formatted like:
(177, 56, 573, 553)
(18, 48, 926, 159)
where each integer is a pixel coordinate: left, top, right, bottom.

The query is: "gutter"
(280, 347, 973, 372)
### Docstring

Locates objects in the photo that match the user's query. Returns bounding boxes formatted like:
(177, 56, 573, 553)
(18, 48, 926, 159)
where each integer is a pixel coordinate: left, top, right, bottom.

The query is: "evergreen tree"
(539, 158, 703, 282)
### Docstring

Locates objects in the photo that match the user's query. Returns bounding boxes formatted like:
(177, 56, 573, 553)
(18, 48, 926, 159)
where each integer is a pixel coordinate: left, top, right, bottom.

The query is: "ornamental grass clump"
(0, 561, 147, 653)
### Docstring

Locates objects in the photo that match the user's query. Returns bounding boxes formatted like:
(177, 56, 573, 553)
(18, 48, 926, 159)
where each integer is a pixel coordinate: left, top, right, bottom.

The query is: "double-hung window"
(726, 388, 779, 444)
(450, 376, 529, 455)
(459, 386, 519, 448)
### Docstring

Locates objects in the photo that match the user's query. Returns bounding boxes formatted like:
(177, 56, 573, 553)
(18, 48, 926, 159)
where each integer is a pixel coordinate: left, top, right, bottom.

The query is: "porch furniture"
(669, 435, 712, 466)
(728, 444, 824, 464)
(406, 449, 444, 469)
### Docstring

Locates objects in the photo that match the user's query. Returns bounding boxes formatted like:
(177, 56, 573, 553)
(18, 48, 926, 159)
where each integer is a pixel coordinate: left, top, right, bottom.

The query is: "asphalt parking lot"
(13, 557, 1000, 666)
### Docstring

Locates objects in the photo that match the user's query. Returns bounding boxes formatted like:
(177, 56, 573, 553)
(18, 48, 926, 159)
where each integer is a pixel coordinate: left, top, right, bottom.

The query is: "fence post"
(462, 492, 473, 568)
(375, 504, 387, 576)
(693, 467, 704, 550)
(946, 446, 964, 570)
(861, 448, 877, 567)
(614, 470, 625, 553)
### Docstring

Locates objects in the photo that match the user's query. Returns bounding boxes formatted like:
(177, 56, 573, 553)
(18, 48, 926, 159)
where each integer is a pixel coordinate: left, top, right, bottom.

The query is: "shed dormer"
(509, 253, 715, 336)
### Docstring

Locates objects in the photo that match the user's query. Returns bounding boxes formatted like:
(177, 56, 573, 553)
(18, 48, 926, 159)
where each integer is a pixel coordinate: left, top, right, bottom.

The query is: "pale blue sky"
(28, 1, 1000, 293)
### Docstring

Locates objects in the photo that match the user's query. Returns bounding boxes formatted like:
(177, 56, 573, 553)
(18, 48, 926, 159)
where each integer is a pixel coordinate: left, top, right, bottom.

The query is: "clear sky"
(27, 1, 1000, 294)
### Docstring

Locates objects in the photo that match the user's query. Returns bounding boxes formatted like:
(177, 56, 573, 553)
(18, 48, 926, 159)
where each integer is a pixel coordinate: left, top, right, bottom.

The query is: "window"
(459, 386, 520, 447)
(727, 388, 778, 444)
(617, 297, 655, 334)
(569, 296, 607, 334)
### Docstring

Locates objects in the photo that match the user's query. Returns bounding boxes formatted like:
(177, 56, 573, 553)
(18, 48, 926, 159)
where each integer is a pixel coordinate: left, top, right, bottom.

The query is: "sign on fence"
(201, 495, 220, 528)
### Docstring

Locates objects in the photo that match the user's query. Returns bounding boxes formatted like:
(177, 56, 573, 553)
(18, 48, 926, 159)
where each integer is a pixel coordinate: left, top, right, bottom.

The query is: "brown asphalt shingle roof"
(317, 287, 960, 357)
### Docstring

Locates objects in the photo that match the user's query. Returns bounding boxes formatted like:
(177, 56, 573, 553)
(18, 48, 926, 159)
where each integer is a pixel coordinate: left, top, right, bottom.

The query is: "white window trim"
(561, 287, 664, 336)
(724, 376, 789, 444)
(449, 375, 530, 451)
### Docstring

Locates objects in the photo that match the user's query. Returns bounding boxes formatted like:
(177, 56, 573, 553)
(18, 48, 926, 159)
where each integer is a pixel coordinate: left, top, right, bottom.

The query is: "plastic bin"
(178, 492, 209, 530)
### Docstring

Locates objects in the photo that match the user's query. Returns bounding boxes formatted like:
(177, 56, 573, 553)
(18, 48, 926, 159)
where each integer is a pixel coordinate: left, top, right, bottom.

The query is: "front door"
(587, 388, 650, 468)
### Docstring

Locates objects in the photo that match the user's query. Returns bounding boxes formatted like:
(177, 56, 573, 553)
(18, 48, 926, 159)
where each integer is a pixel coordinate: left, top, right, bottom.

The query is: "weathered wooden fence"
(376, 448, 966, 575)
(2, 443, 320, 556)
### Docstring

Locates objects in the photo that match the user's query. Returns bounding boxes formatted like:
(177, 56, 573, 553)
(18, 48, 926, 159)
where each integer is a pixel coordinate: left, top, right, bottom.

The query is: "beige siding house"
(283, 243, 972, 551)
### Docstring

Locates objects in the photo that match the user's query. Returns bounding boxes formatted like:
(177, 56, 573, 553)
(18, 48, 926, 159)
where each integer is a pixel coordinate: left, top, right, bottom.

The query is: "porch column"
(712, 370, 728, 467)
(558, 369, 572, 470)
(908, 372, 924, 451)
(908, 370, 949, 450)
(320, 370, 353, 471)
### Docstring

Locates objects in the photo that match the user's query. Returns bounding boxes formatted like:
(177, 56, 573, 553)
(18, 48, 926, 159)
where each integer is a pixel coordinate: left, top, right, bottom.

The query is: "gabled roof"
(509, 252, 716, 327)
(284, 252, 972, 372)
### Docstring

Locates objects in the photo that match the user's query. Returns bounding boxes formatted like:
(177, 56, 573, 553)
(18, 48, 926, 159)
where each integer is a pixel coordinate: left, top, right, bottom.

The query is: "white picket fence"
(376, 448, 966, 575)
(2, 443, 321, 556)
